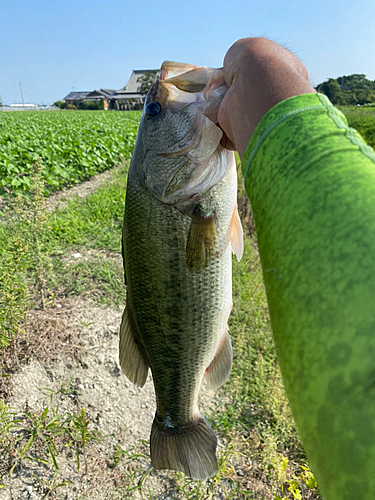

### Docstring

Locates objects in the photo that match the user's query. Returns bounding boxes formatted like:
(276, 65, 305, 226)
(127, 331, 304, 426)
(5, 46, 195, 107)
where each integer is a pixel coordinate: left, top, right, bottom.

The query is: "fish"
(119, 60, 243, 481)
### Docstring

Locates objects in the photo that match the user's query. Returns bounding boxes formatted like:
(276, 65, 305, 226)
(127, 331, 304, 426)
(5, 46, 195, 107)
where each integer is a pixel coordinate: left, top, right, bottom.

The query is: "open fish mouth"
(158, 61, 227, 120)
(142, 61, 230, 206)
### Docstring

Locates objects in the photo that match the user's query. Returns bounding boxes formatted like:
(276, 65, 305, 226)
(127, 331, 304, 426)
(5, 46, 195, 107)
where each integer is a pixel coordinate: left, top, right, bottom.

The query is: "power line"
(19, 82, 57, 95)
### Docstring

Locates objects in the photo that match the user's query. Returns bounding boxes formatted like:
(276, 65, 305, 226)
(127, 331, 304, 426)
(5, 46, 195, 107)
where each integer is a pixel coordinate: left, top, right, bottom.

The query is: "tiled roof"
(63, 91, 92, 101)
(117, 69, 159, 94)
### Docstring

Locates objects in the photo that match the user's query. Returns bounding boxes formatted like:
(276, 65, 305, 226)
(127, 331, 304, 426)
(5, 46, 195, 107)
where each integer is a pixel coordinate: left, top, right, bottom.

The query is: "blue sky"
(1, 0, 374, 105)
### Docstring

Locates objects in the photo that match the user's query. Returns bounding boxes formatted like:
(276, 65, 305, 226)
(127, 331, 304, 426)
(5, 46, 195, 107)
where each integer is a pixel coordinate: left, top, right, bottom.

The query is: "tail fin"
(150, 414, 218, 481)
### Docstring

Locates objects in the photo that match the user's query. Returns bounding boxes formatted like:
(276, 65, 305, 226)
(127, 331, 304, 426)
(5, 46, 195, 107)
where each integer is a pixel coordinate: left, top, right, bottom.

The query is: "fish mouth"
(159, 61, 199, 81)
(160, 60, 226, 95)
(143, 61, 230, 207)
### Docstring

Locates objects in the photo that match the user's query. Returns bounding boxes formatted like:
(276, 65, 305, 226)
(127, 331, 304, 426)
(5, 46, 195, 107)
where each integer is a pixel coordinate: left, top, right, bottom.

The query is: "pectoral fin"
(119, 306, 148, 387)
(186, 207, 216, 272)
(230, 205, 244, 262)
(205, 328, 233, 390)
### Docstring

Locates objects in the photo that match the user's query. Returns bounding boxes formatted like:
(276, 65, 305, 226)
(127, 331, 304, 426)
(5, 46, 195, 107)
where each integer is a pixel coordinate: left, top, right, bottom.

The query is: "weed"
(10, 405, 64, 475)
(11, 158, 55, 308)
(32, 470, 71, 499)
(0, 158, 55, 349)
(0, 379, 101, 489)
(53, 254, 126, 306)
(42, 375, 75, 404)
(268, 452, 318, 500)
(66, 407, 101, 473)
(47, 160, 128, 252)
(0, 251, 28, 347)
(114, 440, 152, 498)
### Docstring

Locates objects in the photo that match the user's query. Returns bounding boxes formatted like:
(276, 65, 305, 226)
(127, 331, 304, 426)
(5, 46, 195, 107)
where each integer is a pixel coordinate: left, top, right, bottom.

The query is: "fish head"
(135, 61, 233, 210)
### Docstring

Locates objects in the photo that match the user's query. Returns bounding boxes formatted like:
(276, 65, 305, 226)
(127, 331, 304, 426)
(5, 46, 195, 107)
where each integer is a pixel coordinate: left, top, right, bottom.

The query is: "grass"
(47, 163, 127, 251)
(339, 105, 375, 148)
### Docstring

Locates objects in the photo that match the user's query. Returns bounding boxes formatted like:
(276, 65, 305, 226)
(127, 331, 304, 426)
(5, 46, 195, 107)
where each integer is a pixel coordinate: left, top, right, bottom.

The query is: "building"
(63, 69, 159, 110)
(9, 103, 36, 108)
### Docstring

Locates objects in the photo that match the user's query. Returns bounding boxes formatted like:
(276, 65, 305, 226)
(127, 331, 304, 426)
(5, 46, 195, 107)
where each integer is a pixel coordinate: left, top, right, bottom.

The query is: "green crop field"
(0, 110, 141, 196)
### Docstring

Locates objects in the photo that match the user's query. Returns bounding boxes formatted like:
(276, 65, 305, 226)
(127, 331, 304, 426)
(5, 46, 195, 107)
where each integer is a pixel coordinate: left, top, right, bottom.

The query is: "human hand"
(218, 38, 316, 157)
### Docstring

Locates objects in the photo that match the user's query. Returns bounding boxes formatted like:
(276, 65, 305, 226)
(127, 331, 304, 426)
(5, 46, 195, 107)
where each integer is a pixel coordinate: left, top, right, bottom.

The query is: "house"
(112, 69, 159, 110)
(63, 91, 93, 106)
(63, 69, 159, 110)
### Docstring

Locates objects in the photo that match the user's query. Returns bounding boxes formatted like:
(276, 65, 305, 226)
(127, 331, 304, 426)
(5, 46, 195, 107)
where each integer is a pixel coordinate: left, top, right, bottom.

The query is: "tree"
(79, 99, 104, 110)
(137, 71, 158, 96)
(317, 74, 375, 105)
(316, 79, 342, 104)
(53, 100, 66, 109)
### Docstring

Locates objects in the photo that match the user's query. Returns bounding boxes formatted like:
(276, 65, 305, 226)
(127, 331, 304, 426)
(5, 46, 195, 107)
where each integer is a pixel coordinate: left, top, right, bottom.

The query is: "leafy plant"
(0, 251, 28, 347)
(0, 157, 54, 339)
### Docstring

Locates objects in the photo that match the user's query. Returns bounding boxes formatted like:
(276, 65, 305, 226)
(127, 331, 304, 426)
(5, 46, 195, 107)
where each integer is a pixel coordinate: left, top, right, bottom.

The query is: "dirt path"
(46, 165, 123, 212)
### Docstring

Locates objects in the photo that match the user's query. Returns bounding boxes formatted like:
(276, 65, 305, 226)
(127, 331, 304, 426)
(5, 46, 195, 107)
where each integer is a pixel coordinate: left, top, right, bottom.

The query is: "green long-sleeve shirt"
(242, 93, 375, 500)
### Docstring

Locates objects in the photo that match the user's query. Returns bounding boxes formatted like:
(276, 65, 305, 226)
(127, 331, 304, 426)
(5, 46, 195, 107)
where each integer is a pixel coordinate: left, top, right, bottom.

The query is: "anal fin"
(186, 207, 216, 272)
(119, 306, 148, 387)
(230, 205, 244, 262)
(205, 328, 233, 390)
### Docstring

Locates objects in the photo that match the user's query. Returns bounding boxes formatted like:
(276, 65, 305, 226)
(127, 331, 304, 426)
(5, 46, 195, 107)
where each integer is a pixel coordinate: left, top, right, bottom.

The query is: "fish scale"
(119, 61, 243, 480)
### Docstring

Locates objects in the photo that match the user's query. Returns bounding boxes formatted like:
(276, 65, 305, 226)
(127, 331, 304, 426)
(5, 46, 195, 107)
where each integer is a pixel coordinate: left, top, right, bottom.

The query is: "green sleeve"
(242, 93, 375, 500)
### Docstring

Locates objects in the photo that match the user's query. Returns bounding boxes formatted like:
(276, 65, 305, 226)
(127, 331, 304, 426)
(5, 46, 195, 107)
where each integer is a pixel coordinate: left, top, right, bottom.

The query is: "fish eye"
(146, 101, 161, 118)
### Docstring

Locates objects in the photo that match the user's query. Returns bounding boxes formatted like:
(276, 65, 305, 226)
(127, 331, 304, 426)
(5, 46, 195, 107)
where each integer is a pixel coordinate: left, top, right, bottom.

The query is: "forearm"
(243, 93, 375, 499)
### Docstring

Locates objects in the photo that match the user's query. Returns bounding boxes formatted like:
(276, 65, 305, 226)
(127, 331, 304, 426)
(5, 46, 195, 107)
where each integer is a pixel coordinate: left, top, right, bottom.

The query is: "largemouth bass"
(119, 60, 243, 481)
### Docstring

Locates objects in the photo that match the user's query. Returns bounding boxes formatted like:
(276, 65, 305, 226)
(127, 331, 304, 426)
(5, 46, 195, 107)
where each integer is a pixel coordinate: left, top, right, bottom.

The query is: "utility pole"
(19, 82, 24, 106)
